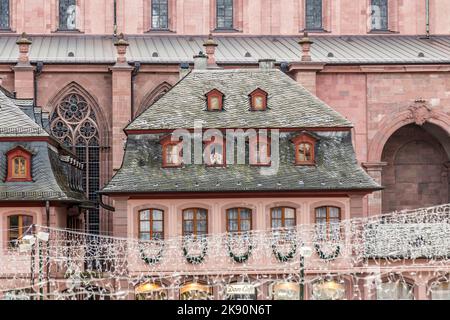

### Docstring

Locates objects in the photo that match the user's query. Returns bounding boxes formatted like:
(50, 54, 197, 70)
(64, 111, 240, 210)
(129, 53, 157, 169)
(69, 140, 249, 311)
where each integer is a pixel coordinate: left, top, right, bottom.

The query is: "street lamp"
(299, 246, 312, 300)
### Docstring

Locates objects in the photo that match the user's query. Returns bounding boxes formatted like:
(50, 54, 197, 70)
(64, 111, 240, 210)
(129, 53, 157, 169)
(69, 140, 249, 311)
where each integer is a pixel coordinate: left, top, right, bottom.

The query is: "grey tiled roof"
(0, 91, 48, 138)
(0, 35, 449, 64)
(102, 131, 381, 194)
(127, 68, 353, 130)
(0, 141, 87, 202)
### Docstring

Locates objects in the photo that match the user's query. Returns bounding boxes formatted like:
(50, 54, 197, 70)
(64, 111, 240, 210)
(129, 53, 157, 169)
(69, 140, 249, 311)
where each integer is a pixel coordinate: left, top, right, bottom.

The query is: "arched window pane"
(183, 208, 208, 236)
(227, 208, 252, 233)
(139, 209, 164, 240)
(8, 215, 33, 248)
(59, 0, 77, 30)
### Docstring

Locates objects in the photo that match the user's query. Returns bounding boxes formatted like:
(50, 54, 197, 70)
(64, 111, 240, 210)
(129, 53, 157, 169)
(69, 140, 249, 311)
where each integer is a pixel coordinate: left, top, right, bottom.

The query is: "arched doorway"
(381, 124, 449, 213)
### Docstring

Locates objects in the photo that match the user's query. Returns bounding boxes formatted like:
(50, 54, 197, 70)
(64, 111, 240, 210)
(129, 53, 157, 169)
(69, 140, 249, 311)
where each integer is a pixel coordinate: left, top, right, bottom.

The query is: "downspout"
(426, 0, 430, 38)
(113, 0, 118, 36)
(33, 61, 43, 105)
(131, 61, 141, 119)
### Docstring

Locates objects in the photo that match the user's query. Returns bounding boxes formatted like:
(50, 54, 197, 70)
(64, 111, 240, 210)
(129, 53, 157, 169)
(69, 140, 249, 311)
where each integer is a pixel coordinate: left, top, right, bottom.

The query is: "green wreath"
(271, 232, 298, 262)
(314, 242, 341, 260)
(226, 233, 254, 263)
(182, 237, 208, 264)
(139, 241, 165, 265)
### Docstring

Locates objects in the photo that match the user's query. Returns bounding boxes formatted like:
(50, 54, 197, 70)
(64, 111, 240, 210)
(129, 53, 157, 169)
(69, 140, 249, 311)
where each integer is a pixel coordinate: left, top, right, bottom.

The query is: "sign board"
(225, 284, 256, 295)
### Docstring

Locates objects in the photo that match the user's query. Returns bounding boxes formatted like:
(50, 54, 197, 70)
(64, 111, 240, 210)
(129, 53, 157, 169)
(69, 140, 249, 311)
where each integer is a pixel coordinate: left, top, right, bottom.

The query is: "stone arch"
(48, 82, 110, 234)
(381, 124, 449, 213)
(135, 82, 172, 118)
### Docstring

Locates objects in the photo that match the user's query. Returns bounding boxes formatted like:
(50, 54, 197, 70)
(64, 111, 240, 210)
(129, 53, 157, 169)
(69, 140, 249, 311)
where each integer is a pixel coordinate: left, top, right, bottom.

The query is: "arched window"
(271, 207, 296, 229)
(6, 147, 32, 182)
(8, 215, 33, 248)
(376, 280, 414, 300)
(0, 0, 10, 29)
(226, 208, 252, 233)
(292, 133, 317, 165)
(139, 209, 164, 240)
(180, 282, 212, 300)
(182, 208, 208, 237)
(135, 282, 168, 300)
(315, 206, 341, 241)
(50, 90, 101, 234)
(59, 0, 77, 31)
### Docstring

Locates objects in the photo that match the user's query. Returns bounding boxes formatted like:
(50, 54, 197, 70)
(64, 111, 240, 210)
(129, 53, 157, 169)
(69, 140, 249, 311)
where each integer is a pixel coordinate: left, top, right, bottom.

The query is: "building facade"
(0, 0, 449, 300)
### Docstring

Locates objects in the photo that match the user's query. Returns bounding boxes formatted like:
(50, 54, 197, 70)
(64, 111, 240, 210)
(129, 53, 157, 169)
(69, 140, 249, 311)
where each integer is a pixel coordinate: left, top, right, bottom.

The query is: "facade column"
(110, 34, 133, 172)
(13, 33, 34, 99)
(362, 162, 387, 216)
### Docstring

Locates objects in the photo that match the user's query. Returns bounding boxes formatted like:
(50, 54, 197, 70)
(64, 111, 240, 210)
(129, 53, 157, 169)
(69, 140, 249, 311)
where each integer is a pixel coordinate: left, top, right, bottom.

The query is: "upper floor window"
(206, 89, 224, 111)
(305, 0, 323, 30)
(249, 88, 268, 111)
(371, 0, 388, 31)
(226, 208, 252, 233)
(271, 207, 296, 229)
(59, 0, 77, 31)
(292, 132, 317, 165)
(216, 0, 233, 30)
(0, 0, 10, 29)
(6, 147, 32, 182)
(315, 206, 340, 241)
(139, 209, 164, 240)
(182, 208, 208, 237)
(152, 0, 169, 30)
(249, 134, 271, 166)
(204, 137, 225, 166)
(161, 135, 182, 167)
(8, 215, 33, 248)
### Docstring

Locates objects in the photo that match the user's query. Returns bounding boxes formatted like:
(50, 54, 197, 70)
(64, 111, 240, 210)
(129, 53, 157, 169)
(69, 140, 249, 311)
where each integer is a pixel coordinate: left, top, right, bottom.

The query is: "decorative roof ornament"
(114, 33, 130, 65)
(203, 34, 219, 68)
(298, 32, 314, 62)
(16, 32, 32, 65)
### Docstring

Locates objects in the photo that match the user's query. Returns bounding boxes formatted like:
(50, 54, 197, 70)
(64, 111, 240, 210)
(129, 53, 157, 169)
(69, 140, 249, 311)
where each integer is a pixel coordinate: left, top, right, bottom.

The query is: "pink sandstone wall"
(5, 0, 450, 36)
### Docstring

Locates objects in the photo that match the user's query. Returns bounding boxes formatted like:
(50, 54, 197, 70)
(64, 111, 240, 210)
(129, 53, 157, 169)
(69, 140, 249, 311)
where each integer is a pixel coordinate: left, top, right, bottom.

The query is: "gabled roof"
(0, 90, 48, 138)
(127, 68, 352, 130)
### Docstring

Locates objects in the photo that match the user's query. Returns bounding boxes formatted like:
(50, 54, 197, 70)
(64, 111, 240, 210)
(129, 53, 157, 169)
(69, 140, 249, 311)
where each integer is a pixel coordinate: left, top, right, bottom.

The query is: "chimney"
(298, 32, 314, 62)
(203, 34, 218, 67)
(16, 32, 32, 66)
(193, 51, 208, 70)
(179, 62, 190, 79)
(259, 59, 276, 70)
(114, 33, 129, 66)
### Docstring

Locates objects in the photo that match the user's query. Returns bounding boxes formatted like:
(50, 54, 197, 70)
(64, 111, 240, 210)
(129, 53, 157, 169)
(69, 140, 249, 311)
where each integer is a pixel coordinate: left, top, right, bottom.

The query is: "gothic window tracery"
(50, 92, 100, 234)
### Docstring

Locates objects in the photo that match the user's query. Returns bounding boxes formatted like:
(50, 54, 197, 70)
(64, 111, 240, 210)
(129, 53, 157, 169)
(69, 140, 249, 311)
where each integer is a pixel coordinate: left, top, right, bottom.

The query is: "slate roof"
(0, 34, 449, 65)
(127, 68, 353, 130)
(0, 89, 88, 202)
(101, 131, 381, 194)
(0, 90, 48, 138)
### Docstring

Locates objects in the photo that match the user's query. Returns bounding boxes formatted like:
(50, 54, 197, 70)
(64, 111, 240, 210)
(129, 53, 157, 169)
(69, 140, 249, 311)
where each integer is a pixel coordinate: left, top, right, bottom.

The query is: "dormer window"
(292, 133, 317, 165)
(204, 137, 225, 166)
(249, 88, 268, 111)
(6, 147, 32, 182)
(161, 135, 183, 167)
(250, 133, 271, 166)
(206, 89, 224, 111)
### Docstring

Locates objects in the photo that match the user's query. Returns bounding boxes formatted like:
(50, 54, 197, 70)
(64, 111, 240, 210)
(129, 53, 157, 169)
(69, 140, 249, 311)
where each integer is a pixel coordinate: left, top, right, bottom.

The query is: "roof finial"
(298, 32, 314, 62)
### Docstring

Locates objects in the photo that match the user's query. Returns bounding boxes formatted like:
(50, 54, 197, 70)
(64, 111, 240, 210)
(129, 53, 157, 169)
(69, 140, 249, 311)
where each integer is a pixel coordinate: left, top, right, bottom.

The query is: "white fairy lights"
(0, 204, 449, 300)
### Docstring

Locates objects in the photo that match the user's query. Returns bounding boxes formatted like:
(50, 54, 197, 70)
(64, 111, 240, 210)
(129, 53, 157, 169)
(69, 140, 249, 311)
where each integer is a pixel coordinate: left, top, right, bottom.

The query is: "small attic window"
(160, 135, 183, 168)
(249, 88, 268, 111)
(206, 89, 224, 111)
(291, 133, 317, 166)
(6, 146, 32, 182)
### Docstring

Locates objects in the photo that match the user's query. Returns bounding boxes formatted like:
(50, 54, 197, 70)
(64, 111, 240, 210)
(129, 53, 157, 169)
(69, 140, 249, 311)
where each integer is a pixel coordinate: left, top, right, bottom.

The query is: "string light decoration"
(0, 204, 449, 300)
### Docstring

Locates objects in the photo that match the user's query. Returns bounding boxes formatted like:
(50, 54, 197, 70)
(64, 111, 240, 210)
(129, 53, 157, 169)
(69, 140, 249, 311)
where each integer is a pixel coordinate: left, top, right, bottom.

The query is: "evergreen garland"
(271, 232, 298, 262)
(182, 237, 208, 264)
(139, 241, 165, 265)
(226, 233, 254, 263)
(314, 242, 341, 260)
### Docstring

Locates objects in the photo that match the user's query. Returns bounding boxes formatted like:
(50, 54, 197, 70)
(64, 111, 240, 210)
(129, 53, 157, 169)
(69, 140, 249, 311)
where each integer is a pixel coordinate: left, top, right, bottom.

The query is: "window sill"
(300, 28, 331, 34)
(0, 28, 14, 33)
(294, 162, 316, 166)
(52, 29, 84, 34)
(211, 28, 242, 34)
(145, 29, 176, 34)
(368, 29, 399, 34)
